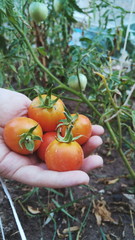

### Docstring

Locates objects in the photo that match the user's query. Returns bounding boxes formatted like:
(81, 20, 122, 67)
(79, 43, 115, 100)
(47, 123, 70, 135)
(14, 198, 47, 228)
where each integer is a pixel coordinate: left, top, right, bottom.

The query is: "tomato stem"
(36, 87, 59, 109)
(56, 125, 82, 143)
(57, 107, 78, 129)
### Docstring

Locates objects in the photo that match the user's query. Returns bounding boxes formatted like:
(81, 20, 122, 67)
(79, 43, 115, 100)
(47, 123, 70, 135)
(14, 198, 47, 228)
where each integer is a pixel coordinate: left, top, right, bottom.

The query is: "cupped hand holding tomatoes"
(0, 88, 104, 188)
(28, 94, 65, 132)
(3, 117, 43, 155)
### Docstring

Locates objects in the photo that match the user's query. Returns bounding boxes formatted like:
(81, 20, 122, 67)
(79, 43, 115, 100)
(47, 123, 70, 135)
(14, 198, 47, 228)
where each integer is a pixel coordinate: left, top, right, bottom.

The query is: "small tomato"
(68, 73, 87, 91)
(28, 94, 65, 132)
(29, 2, 48, 23)
(61, 114, 92, 145)
(37, 132, 56, 161)
(3, 117, 43, 155)
(45, 139, 83, 171)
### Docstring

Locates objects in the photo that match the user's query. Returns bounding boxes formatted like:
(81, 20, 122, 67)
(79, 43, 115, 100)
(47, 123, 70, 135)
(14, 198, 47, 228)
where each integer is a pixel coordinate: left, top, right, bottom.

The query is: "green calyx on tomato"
(29, 2, 48, 23)
(36, 87, 59, 109)
(59, 108, 92, 145)
(19, 125, 42, 152)
(57, 107, 78, 128)
(56, 124, 82, 143)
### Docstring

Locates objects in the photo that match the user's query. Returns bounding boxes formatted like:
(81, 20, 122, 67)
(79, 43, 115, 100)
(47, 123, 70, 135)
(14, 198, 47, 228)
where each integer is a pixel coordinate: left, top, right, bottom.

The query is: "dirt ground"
(0, 99, 135, 240)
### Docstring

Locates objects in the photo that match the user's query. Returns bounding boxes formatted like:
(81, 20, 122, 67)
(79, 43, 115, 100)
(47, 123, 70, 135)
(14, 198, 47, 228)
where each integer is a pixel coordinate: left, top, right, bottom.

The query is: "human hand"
(0, 88, 104, 188)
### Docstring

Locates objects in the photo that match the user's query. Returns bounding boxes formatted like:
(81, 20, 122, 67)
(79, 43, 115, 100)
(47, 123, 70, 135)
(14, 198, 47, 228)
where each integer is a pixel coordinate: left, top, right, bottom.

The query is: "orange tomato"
(28, 94, 65, 132)
(3, 117, 43, 155)
(37, 132, 56, 161)
(45, 139, 84, 171)
(61, 114, 92, 145)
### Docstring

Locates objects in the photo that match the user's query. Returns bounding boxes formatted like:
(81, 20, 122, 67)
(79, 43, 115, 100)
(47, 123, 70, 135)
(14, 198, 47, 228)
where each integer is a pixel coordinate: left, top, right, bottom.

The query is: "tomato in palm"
(61, 114, 92, 145)
(3, 117, 43, 155)
(37, 132, 56, 161)
(28, 94, 65, 132)
(45, 139, 83, 171)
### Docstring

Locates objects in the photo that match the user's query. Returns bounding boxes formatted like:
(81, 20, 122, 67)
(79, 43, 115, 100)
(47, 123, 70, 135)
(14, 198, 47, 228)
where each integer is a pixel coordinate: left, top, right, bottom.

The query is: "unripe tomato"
(28, 94, 65, 132)
(45, 139, 84, 171)
(37, 132, 56, 161)
(61, 114, 92, 145)
(53, 0, 64, 13)
(3, 117, 43, 155)
(29, 2, 48, 23)
(68, 73, 87, 91)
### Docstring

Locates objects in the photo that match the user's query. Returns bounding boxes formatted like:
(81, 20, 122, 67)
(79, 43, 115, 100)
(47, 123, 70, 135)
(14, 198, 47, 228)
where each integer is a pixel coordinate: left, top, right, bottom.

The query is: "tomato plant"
(45, 126, 84, 171)
(60, 111, 92, 145)
(3, 117, 43, 155)
(68, 73, 87, 91)
(37, 132, 56, 161)
(28, 92, 65, 132)
(29, 2, 48, 23)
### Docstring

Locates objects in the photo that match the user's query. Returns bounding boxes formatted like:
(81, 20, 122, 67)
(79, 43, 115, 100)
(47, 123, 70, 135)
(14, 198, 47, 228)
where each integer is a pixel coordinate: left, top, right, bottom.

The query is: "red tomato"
(45, 139, 84, 171)
(37, 132, 56, 161)
(3, 117, 43, 155)
(28, 94, 65, 132)
(61, 114, 92, 145)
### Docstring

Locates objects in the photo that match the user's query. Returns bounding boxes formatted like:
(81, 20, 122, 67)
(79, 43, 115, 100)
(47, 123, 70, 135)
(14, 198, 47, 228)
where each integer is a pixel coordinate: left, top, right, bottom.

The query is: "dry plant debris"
(92, 199, 118, 226)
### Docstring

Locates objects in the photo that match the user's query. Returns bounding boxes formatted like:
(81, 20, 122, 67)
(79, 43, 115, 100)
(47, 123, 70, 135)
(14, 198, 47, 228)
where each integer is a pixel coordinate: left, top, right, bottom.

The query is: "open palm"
(0, 88, 104, 188)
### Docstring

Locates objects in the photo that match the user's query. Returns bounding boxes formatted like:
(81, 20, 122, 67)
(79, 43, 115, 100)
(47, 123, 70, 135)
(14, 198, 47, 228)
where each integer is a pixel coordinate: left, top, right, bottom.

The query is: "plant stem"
(118, 148, 135, 180)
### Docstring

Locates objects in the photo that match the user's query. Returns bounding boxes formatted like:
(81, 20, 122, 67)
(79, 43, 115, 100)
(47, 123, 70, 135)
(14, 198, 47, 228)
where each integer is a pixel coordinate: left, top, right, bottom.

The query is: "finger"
(82, 136, 103, 158)
(11, 165, 90, 188)
(81, 155, 103, 172)
(91, 125, 104, 136)
(0, 88, 31, 127)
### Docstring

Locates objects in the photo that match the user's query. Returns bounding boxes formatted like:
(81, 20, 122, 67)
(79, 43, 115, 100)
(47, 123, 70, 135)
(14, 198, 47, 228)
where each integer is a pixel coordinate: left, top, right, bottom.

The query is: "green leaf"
(65, 12, 77, 23)
(132, 111, 135, 130)
(9, 64, 17, 73)
(37, 47, 47, 56)
(52, 199, 77, 221)
(69, 0, 84, 13)
(23, 73, 31, 86)
(0, 72, 4, 87)
(80, 38, 92, 44)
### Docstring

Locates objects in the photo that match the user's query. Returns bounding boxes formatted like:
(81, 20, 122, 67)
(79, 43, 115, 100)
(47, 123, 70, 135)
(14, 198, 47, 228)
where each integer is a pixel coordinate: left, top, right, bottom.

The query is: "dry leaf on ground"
(92, 200, 118, 226)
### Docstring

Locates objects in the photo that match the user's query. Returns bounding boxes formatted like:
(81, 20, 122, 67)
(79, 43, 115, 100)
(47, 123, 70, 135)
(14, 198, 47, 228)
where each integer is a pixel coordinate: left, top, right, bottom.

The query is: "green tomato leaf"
(69, 0, 84, 13)
(0, 72, 4, 87)
(37, 47, 47, 56)
(132, 110, 135, 130)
